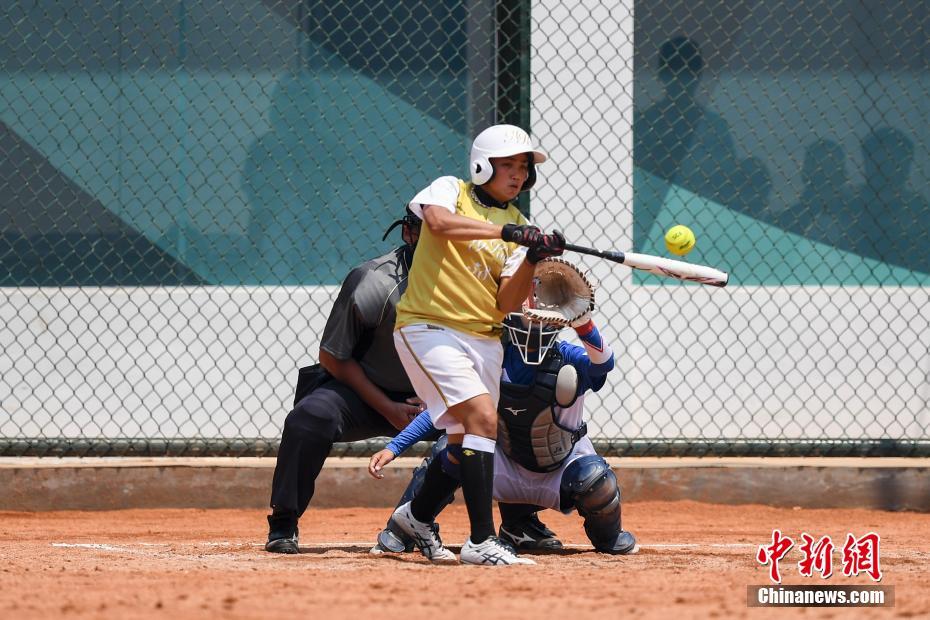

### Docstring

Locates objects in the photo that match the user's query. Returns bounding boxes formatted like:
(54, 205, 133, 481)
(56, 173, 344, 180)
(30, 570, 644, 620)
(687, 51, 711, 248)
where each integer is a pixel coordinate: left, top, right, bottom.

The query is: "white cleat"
(390, 502, 457, 564)
(460, 536, 536, 566)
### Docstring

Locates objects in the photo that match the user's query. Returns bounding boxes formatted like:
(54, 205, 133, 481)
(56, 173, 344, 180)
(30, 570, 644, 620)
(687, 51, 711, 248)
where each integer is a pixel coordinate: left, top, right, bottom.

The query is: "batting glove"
(526, 230, 566, 264)
(502, 224, 543, 247)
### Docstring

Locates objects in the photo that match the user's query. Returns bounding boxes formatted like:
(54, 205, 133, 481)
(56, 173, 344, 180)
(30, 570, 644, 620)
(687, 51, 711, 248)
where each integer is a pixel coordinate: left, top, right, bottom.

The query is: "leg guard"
(439, 441, 462, 479)
(560, 455, 635, 554)
(374, 437, 454, 554)
(398, 435, 449, 506)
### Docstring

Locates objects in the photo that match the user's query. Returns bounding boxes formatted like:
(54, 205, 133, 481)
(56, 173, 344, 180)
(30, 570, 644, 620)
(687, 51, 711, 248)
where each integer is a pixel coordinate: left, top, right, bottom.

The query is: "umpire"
(265, 209, 428, 553)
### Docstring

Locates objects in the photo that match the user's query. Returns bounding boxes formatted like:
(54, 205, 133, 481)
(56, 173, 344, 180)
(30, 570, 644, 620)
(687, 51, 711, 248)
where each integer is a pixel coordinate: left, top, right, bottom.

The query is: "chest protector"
(497, 349, 588, 473)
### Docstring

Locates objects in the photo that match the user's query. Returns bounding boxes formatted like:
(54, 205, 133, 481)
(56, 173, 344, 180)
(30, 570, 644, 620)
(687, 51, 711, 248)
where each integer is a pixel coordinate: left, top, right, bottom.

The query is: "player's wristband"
(577, 324, 613, 366)
(574, 319, 595, 336)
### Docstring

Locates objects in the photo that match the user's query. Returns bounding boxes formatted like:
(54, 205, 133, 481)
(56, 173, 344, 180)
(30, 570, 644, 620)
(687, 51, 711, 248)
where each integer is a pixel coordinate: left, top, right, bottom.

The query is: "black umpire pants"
(268, 374, 427, 533)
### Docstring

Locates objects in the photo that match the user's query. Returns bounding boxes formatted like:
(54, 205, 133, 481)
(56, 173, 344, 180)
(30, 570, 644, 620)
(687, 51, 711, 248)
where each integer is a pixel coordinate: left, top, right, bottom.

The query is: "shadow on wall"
(634, 36, 930, 276)
(259, 0, 469, 134)
(0, 122, 202, 286)
(240, 69, 464, 285)
(846, 127, 929, 273)
(776, 129, 930, 275)
(776, 138, 853, 242)
(633, 35, 773, 246)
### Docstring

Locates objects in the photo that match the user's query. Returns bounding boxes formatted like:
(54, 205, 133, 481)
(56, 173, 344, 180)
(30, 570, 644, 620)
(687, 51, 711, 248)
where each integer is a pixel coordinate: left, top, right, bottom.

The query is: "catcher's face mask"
(503, 312, 562, 365)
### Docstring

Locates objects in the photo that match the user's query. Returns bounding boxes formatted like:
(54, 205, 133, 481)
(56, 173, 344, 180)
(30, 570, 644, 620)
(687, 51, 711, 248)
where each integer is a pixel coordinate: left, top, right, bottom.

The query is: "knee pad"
(561, 455, 620, 516)
(285, 398, 340, 440)
(439, 442, 463, 480)
(560, 455, 623, 549)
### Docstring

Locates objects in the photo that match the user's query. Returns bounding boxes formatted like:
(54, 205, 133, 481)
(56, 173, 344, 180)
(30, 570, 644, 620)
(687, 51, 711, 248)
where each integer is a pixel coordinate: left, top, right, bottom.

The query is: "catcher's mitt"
(523, 257, 596, 327)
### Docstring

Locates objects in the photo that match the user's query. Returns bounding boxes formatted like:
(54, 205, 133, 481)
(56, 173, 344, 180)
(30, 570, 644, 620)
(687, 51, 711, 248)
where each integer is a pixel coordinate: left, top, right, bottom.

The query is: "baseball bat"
(563, 243, 729, 287)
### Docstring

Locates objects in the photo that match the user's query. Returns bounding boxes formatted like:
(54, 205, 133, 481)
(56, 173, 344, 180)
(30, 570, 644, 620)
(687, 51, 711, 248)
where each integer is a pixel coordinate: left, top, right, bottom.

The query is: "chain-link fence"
(1, 1, 928, 457)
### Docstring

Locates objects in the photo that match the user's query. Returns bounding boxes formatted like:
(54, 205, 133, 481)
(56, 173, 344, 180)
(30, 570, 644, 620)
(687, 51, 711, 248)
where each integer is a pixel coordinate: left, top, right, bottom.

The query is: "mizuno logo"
(505, 407, 526, 416)
(500, 526, 536, 545)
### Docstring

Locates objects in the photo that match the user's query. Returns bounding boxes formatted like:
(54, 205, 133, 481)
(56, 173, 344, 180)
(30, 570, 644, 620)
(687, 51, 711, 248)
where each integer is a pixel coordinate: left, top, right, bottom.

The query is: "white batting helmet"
(470, 124, 548, 191)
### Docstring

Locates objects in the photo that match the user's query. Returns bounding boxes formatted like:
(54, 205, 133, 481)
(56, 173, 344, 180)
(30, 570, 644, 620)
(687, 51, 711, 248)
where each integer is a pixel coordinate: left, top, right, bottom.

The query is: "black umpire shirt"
(318, 246, 414, 393)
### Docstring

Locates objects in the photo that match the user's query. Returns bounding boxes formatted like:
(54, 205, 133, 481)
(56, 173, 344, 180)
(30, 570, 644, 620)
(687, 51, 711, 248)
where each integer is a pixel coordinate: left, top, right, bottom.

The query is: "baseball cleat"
(460, 535, 536, 566)
(264, 531, 299, 554)
(499, 513, 563, 550)
(390, 502, 457, 563)
(370, 528, 409, 554)
(370, 517, 441, 554)
(596, 530, 638, 555)
(370, 518, 415, 554)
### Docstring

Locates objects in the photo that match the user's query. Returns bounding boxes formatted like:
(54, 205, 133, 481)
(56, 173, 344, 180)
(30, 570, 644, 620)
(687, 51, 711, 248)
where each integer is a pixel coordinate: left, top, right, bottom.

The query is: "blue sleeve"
(557, 341, 613, 394)
(385, 411, 436, 456)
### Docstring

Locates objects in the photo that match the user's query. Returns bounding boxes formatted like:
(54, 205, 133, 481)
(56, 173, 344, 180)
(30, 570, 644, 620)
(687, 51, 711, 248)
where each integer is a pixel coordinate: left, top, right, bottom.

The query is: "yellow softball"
(664, 225, 696, 256)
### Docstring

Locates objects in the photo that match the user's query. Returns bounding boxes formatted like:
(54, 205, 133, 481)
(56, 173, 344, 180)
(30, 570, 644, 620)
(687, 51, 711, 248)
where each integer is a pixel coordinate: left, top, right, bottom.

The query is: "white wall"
(0, 287, 336, 439)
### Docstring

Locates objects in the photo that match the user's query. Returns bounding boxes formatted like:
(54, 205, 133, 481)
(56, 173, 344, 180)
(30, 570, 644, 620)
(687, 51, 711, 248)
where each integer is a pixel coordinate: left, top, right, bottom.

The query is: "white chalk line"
(50, 541, 930, 561)
(46, 541, 930, 569)
(50, 541, 756, 551)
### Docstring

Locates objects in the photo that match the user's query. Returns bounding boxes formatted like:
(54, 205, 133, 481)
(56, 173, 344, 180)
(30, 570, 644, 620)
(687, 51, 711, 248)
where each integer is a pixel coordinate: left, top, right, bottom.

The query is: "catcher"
(371, 258, 637, 557)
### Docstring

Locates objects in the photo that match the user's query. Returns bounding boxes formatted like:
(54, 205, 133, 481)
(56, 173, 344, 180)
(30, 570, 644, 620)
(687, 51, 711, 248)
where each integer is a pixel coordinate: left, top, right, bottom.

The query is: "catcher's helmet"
(503, 312, 562, 366)
(470, 124, 547, 191)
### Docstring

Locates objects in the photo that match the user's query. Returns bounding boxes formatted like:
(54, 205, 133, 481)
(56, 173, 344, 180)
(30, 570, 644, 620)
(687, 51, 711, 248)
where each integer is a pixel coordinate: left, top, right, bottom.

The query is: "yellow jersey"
(396, 178, 529, 337)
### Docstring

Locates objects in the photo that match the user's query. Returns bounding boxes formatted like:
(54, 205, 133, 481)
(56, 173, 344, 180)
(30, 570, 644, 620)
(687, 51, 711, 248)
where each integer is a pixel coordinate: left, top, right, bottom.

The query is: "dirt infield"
(1, 501, 927, 619)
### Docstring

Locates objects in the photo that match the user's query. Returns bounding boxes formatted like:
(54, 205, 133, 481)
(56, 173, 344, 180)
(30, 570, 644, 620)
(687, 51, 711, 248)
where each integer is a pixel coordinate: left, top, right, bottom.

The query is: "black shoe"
(265, 519, 299, 554)
(595, 530, 637, 555)
(265, 530, 299, 554)
(498, 513, 563, 550)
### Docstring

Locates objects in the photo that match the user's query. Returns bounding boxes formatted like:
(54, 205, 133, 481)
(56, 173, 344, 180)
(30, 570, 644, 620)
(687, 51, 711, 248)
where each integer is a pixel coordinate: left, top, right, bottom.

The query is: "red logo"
(756, 530, 794, 584)
(842, 532, 883, 582)
(757, 531, 882, 583)
(797, 533, 835, 579)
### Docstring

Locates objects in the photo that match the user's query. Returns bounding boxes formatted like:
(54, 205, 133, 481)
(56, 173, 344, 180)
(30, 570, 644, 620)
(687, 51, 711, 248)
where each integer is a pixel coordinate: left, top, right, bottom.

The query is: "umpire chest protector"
(497, 349, 587, 473)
